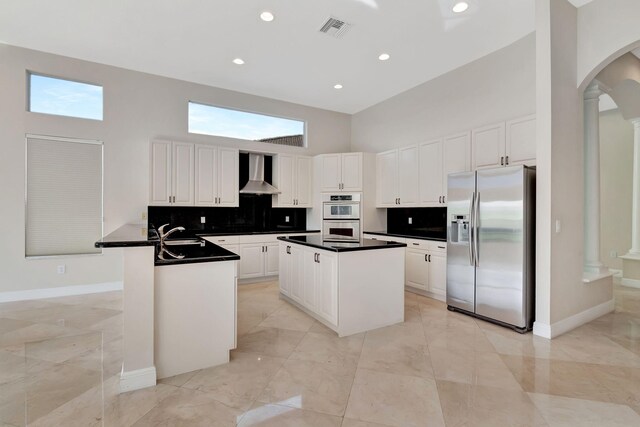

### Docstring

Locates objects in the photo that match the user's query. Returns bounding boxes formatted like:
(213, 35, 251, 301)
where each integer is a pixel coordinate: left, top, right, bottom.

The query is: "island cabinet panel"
(428, 251, 447, 297)
(279, 240, 404, 337)
(316, 251, 338, 325)
(264, 242, 279, 276)
(406, 248, 429, 291)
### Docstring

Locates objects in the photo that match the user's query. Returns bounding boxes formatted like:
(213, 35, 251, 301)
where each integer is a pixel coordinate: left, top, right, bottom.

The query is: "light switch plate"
(408, 217, 412, 224)
(57, 265, 66, 274)
(285, 216, 290, 223)
(555, 220, 561, 233)
(200, 216, 206, 224)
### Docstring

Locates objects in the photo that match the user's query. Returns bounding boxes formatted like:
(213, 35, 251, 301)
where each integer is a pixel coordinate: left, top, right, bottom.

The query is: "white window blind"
(26, 135, 103, 257)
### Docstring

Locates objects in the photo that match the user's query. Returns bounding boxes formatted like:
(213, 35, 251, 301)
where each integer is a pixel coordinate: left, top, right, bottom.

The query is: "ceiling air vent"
(319, 16, 352, 38)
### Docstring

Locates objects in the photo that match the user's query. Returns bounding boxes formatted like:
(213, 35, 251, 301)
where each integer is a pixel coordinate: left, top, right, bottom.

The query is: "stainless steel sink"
(163, 238, 204, 246)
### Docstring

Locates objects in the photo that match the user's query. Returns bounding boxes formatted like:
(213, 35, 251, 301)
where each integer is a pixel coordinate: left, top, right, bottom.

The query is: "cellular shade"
(26, 135, 103, 256)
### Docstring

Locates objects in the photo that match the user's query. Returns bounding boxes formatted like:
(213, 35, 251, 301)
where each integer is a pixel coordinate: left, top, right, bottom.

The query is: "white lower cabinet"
(280, 243, 338, 325)
(238, 244, 265, 279)
(364, 234, 447, 301)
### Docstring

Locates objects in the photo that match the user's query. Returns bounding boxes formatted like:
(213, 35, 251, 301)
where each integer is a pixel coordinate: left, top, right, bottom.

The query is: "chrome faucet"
(158, 223, 185, 244)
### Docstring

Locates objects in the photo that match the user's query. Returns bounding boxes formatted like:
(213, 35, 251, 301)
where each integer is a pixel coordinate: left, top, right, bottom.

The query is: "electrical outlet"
(285, 216, 290, 223)
(610, 250, 618, 258)
(408, 217, 412, 225)
(141, 211, 147, 220)
(57, 265, 66, 274)
(555, 220, 561, 233)
(200, 216, 206, 224)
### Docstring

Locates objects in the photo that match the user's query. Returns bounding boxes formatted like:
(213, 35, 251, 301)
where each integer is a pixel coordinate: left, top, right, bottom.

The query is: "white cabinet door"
(296, 156, 313, 207)
(341, 152, 363, 191)
(290, 245, 305, 304)
(443, 132, 471, 204)
(195, 145, 217, 206)
(278, 244, 291, 296)
(238, 244, 265, 279)
(398, 146, 419, 206)
(419, 140, 443, 206)
(472, 123, 505, 170)
(376, 149, 399, 207)
(405, 248, 429, 290)
(319, 154, 341, 192)
(150, 141, 172, 205)
(316, 251, 338, 325)
(172, 142, 195, 205)
(217, 147, 239, 207)
(265, 243, 279, 276)
(303, 248, 318, 311)
(274, 154, 295, 207)
(428, 251, 447, 297)
(506, 115, 536, 166)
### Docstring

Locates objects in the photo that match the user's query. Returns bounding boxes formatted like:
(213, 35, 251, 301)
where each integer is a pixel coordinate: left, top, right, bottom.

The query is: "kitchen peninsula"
(95, 224, 240, 391)
(278, 235, 407, 337)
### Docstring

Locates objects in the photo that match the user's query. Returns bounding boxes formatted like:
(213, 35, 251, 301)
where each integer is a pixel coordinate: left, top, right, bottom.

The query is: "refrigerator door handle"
(469, 192, 476, 266)
(474, 192, 481, 267)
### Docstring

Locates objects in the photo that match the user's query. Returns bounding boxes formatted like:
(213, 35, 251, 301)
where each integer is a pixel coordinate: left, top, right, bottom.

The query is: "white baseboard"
(534, 299, 614, 339)
(621, 277, 640, 289)
(120, 366, 157, 393)
(532, 322, 552, 339)
(0, 281, 123, 303)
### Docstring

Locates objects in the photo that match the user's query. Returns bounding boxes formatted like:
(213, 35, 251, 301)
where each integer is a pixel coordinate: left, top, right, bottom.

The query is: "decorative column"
(583, 83, 608, 275)
(629, 118, 640, 255)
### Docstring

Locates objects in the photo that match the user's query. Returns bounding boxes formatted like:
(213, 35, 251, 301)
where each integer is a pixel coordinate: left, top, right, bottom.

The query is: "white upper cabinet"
(150, 140, 172, 205)
(376, 149, 399, 207)
(472, 115, 536, 169)
(506, 114, 536, 166)
(341, 153, 363, 191)
(273, 154, 312, 207)
(152, 140, 238, 207)
(150, 140, 194, 206)
(472, 123, 505, 170)
(419, 139, 443, 206)
(398, 145, 419, 206)
(318, 152, 363, 192)
(443, 132, 471, 188)
(194, 145, 239, 207)
(376, 146, 418, 207)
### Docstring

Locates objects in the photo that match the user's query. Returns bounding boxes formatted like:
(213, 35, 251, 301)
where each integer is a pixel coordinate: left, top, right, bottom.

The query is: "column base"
(621, 253, 640, 288)
(583, 263, 609, 275)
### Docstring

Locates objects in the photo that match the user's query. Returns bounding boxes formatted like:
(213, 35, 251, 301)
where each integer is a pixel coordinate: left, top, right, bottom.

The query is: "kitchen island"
(277, 235, 407, 337)
(95, 224, 240, 390)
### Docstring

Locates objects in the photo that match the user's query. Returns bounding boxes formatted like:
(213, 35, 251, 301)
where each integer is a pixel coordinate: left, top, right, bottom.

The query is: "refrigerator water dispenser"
(450, 215, 469, 243)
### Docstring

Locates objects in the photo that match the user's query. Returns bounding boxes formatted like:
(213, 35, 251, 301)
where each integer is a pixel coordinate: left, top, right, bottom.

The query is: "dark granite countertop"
(154, 240, 240, 266)
(363, 231, 447, 242)
(278, 235, 407, 253)
(95, 224, 159, 248)
(196, 229, 320, 237)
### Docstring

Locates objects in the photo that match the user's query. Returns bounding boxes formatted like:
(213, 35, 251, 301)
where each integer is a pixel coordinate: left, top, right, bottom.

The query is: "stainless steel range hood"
(239, 153, 281, 195)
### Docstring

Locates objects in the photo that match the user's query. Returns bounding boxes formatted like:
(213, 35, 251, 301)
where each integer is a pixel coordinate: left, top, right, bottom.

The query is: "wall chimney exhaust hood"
(239, 153, 281, 195)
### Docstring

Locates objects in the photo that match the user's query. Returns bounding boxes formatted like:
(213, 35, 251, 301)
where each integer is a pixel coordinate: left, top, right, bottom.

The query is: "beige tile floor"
(1, 281, 640, 426)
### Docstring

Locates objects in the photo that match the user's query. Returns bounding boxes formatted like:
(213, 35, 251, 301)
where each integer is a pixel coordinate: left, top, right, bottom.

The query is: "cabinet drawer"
(406, 239, 429, 250)
(426, 241, 447, 252)
(202, 236, 240, 245)
(238, 234, 280, 244)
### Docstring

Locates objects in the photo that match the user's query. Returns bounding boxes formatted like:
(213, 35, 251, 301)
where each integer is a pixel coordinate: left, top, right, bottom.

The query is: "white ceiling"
(0, 0, 541, 113)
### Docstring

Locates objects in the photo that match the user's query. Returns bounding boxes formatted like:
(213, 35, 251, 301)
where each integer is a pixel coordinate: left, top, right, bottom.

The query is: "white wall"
(577, 0, 640, 89)
(600, 109, 633, 270)
(0, 43, 351, 293)
(350, 33, 535, 152)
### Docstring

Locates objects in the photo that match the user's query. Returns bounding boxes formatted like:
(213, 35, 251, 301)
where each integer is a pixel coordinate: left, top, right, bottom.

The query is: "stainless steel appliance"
(322, 193, 361, 242)
(447, 165, 535, 332)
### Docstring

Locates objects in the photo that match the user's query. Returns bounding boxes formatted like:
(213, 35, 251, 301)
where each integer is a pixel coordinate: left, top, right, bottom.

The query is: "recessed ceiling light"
(452, 2, 469, 13)
(334, 84, 343, 89)
(260, 11, 274, 22)
(232, 58, 245, 65)
(378, 53, 390, 61)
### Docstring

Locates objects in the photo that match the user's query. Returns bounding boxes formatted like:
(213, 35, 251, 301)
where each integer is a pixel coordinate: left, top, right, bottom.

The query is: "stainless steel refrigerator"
(446, 165, 535, 332)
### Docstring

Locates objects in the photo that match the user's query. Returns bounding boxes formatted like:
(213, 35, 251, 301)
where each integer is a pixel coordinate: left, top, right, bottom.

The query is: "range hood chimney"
(239, 153, 281, 195)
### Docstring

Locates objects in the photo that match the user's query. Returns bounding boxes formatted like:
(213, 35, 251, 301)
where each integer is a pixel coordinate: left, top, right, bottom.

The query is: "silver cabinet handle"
(429, 254, 431, 262)
(219, 239, 226, 242)
(505, 156, 509, 165)
(474, 192, 481, 267)
(438, 245, 445, 249)
(413, 243, 419, 246)
(500, 156, 504, 166)
(443, 195, 445, 204)
(424, 254, 428, 262)
(469, 192, 475, 266)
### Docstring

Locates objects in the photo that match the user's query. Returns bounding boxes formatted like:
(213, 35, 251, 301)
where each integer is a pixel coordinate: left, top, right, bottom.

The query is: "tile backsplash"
(148, 194, 307, 233)
(387, 207, 447, 240)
